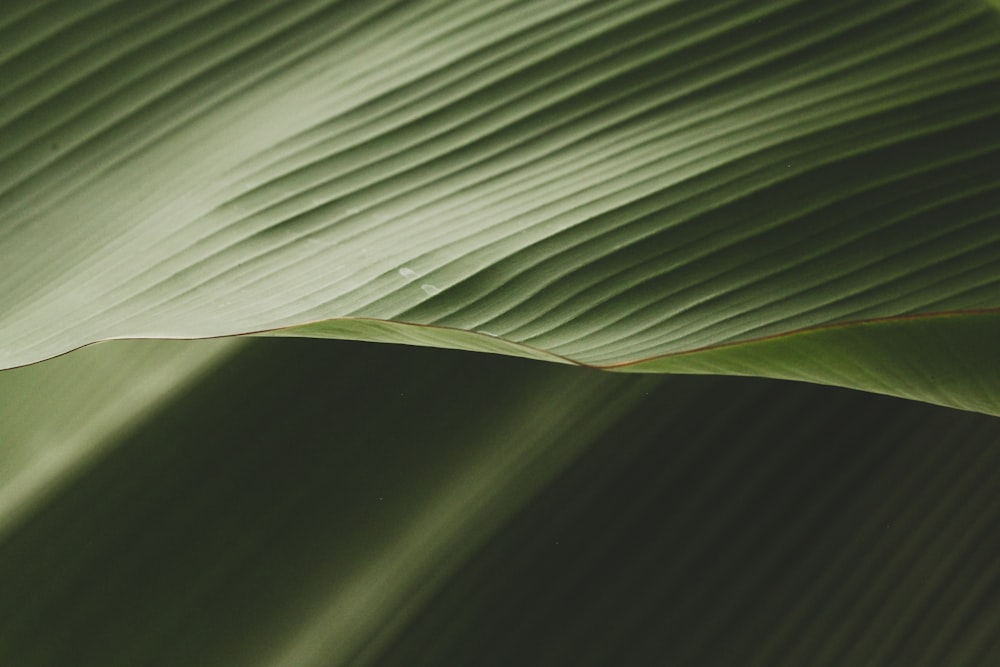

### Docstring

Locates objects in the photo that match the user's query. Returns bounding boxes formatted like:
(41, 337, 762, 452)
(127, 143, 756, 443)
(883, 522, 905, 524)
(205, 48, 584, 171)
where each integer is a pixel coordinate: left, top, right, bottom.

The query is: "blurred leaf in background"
(1, 339, 999, 666)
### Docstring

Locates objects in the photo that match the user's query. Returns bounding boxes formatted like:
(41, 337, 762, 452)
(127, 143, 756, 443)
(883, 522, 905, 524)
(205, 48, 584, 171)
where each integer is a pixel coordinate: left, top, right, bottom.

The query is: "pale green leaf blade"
(2, 0, 999, 412)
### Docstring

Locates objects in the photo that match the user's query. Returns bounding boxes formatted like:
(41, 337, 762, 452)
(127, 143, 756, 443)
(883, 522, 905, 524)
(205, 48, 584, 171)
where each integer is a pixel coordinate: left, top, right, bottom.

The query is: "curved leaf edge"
(618, 308, 1000, 416)
(272, 308, 1000, 415)
(8, 307, 997, 416)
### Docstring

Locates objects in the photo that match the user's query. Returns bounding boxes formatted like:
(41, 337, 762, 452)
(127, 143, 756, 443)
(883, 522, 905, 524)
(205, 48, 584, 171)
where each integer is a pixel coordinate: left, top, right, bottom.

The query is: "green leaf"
(2, 0, 1000, 414)
(621, 310, 1000, 416)
(1, 337, 998, 666)
(4, 5, 999, 663)
(0, 336, 239, 539)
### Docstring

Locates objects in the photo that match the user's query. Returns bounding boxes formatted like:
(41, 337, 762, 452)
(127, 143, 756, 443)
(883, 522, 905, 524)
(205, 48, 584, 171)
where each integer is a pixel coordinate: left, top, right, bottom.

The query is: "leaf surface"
(2, 0, 999, 411)
(1, 337, 998, 666)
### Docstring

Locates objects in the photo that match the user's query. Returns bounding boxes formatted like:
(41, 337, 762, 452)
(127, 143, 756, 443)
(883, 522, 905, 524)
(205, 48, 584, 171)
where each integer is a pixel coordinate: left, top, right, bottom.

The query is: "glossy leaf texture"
(2, 0, 1000, 413)
(1, 338, 999, 666)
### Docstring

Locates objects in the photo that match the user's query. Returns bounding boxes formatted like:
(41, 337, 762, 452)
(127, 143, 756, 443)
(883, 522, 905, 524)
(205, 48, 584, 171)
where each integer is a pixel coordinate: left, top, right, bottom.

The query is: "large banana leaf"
(2, 337, 999, 667)
(2, 2, 1000, 663)
(2, 0, 999, 412)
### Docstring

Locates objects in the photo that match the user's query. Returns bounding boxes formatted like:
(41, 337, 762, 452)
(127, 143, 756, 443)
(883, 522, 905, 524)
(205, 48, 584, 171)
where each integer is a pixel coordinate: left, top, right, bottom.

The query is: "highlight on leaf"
(0, 0, 998, 412)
